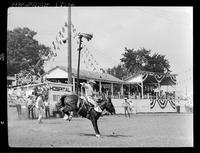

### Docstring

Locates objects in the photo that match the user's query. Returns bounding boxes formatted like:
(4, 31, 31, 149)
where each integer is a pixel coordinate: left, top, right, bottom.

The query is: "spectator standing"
(176, 97, 181, 113)
(122, 98, 131, 118)
(27, 95, 35, 119)
(44, 100, 50, 119)
(36, 93, 45, 123)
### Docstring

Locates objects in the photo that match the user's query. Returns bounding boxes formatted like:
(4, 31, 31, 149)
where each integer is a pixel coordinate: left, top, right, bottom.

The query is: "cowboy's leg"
(87, 97, 97, 106)
(87, 97, 102, 113)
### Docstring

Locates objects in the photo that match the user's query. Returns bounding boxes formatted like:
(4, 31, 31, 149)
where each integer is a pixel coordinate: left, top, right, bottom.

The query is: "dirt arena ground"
(8, 107, 193, 147)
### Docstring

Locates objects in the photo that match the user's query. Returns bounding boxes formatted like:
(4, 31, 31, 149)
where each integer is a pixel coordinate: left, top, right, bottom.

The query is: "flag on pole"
(56, 37, 59, 43)
(72, 28, 76, 33)
(52, 41, 56, 50)
(61, 33, 64, 38)
(62, 27, 65, 33)
(59, 31, 62, 37)
(62, 39, 67, 44)
(65, 22, 68, 27)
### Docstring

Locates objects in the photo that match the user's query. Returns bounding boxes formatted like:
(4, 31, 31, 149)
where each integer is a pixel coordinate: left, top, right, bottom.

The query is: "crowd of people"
(7, 85, 50, 123)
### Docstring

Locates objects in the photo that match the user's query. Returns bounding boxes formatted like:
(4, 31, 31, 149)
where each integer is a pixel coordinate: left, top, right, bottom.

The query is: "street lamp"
(76, 33, 93, 95)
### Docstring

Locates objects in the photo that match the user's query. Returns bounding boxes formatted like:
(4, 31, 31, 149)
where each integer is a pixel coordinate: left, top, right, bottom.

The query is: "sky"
(7, 7, 193, 95)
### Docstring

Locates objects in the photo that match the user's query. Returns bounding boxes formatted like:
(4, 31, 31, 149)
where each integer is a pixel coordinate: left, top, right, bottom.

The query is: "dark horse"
(55, 93, 116, 137)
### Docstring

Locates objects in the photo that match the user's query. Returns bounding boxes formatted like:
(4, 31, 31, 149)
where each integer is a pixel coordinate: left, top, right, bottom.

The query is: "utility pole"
(68, 4, 72, 84)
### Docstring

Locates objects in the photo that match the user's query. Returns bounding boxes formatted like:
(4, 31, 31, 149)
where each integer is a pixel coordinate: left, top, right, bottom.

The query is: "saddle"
(79, 96, 95, 107)
(77, 96, 101, 118)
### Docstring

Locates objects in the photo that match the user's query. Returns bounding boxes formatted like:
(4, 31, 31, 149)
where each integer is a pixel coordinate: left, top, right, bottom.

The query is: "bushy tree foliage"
(107, 64, 127, 80)
(107, 47, 171, 79)
(7, 27, 54, 76)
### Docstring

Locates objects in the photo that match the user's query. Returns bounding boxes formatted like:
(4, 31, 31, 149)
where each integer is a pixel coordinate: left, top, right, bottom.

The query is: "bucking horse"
(55, 93, 116, 138)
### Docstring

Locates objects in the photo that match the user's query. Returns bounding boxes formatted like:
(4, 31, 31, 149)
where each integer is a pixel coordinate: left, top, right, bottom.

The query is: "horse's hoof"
(68, 116, 72, 121)
(63, 115, 69, 120)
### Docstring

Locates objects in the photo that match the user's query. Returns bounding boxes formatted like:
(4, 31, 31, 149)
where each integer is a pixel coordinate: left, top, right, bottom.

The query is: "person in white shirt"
(122, 97, 131, 118)
(81, 80, 102, 113)
(36, 93, 45, 123)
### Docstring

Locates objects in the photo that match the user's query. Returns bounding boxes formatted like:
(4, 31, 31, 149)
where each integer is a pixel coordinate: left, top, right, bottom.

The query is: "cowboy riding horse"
(55, 93, 115, 137)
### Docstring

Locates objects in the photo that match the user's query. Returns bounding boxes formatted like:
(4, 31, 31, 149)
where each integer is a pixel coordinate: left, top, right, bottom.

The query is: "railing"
(110, 94, 176, 100)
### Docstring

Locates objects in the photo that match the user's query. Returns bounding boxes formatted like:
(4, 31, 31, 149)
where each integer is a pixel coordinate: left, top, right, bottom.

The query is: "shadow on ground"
(79, 133, 131, 138)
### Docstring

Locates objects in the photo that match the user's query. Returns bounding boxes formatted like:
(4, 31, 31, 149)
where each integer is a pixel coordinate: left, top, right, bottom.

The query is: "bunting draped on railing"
(150, 99, 176, 109)
(169, 75, 177, 84)
(154, 74, 165, 83)
(142, 72, 148, 81)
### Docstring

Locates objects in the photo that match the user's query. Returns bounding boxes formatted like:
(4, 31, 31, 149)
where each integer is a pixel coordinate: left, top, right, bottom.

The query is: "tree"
(107, 47, 171, 79)
(144, 53, 170, 73)
(7, 27, 55, 76)
(120, 47, 170, 74)
(107, 64, 127, 80)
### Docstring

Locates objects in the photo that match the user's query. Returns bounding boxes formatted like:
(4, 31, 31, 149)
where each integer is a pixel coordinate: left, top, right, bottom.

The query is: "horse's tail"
(61, 94, 79, 110)
(60, 95, 67, 107)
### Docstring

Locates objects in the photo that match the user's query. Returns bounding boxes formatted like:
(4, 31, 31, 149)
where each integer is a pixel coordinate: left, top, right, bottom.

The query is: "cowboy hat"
(88, 80, 96, 84)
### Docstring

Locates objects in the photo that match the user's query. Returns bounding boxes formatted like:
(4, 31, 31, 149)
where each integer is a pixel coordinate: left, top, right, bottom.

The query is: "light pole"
(76, 33, 93, 95)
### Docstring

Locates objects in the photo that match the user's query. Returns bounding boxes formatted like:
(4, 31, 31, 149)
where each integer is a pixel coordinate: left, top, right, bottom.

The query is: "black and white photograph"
(6, 5, 193, 148)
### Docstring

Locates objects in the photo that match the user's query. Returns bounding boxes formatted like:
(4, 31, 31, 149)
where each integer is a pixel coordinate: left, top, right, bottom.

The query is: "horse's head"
(99, 96, 116, 115)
